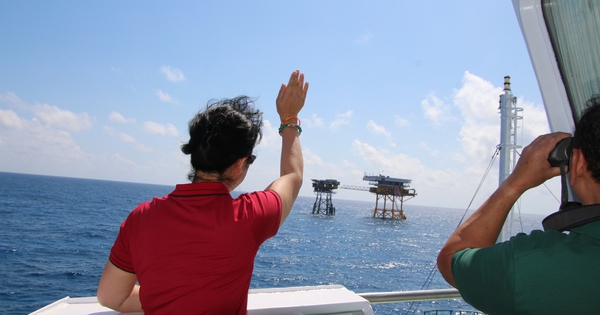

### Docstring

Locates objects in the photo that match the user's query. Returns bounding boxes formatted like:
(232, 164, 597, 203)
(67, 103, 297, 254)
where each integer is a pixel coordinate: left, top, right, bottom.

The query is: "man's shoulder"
(454, 228, 578, 262)
(509, 224, 600, 255)
(508, 229, 567, 251)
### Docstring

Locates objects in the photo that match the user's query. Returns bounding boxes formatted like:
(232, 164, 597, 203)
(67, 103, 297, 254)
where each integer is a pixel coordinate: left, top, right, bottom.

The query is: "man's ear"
(569, 148, 587, 187)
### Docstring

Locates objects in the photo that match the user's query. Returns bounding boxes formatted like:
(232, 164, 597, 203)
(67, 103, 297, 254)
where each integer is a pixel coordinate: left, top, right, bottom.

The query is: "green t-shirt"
(452, 220, 600, 315)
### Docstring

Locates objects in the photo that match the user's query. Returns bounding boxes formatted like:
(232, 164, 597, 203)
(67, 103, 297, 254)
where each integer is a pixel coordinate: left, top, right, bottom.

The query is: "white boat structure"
(31, 0, 600, 313)
(32, 285, 466, 315)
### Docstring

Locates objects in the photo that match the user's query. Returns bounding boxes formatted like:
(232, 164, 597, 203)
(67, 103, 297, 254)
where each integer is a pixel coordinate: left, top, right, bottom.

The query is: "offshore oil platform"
(311, 174, 417, 219)
(311, 179, 340, 215)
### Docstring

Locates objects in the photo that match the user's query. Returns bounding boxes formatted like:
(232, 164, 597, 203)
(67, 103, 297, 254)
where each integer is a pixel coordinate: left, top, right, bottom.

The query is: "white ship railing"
(30, 286, 464, 315)
(359, 288, 461, 304)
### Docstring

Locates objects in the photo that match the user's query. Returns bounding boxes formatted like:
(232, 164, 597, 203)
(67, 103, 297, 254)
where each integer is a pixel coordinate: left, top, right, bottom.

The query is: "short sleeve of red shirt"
(109, 204, 148, 273)
(236, 189, 282, 245)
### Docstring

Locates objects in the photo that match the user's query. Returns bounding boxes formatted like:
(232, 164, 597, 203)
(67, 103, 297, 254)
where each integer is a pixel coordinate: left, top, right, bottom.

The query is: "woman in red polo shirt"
(97, 70, 308, 314)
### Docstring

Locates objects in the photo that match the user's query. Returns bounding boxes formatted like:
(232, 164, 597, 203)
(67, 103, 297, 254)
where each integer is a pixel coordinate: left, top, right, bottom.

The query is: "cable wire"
(404, 147, 500, 315)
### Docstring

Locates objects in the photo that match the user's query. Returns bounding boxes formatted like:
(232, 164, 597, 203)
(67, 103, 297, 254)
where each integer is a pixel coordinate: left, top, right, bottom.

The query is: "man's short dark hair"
(573, 94, 600, 184)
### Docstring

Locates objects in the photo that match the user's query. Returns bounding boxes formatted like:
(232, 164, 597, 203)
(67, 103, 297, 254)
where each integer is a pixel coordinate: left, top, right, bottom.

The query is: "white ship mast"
(498, 76, 523, 242)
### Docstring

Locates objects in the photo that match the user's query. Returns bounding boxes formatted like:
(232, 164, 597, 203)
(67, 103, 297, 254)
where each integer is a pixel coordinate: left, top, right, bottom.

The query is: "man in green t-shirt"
(437, 96, 600, 314)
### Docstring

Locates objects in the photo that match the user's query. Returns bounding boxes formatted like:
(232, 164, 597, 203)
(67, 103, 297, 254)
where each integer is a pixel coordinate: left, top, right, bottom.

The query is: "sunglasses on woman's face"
(247, 154, 256, 165)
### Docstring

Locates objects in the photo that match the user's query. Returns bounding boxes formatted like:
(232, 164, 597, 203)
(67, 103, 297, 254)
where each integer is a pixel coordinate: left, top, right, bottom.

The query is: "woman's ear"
(230, 157, 248, 177)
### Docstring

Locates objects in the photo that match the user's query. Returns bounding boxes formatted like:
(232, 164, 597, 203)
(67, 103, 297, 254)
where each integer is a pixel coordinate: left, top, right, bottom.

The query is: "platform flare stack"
(312, 179, 340, 215)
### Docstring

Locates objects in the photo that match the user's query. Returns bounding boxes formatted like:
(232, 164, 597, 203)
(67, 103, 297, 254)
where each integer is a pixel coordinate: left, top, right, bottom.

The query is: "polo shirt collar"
(571, 220, 600, 240)
(171, 182, 230, 196)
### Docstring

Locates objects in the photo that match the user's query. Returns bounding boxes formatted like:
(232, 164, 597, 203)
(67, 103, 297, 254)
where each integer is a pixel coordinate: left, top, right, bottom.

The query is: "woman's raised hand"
(276, 70, 309, 120)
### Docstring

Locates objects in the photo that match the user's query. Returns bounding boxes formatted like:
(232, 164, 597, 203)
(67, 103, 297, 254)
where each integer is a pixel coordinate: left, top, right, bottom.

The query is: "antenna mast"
(498, 76, 523, 242)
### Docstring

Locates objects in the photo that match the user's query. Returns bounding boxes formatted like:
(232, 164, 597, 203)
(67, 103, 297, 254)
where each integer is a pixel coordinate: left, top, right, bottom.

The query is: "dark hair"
(181, 96, 263, 182)
(572, 94, 600, 184)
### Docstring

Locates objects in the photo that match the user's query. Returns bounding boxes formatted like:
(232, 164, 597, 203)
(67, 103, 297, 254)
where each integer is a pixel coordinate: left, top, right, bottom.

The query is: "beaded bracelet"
(278, 123, 302, 135)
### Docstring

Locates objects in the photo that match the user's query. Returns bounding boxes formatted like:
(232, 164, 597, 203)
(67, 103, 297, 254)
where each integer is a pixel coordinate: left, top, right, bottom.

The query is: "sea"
(0, 172, 546, 315)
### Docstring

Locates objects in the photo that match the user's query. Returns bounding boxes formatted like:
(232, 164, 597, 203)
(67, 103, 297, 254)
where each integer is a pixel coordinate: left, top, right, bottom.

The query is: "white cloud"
(0, 92, 188, 186)
(450, 72, 508, 176)
(143, 121, 179, 136)
(420, 141, 440, 157)
(351, 138, 475, 207)
(255, 119, 280, 152)
(32, 103, 92, 132)
(0, 91, 27, 108)
(111, 153, 136, 168)
(1, 91, 91, 132)
(119, 133, 137, 143)
(330, 110, 353, 131)
(103, 125, 156, 152)
(301, 146, 364, 192)
(0, 92, 92, 172)
(0, 109, 23, 129)
(367, 119, 391, 137)
(451, 71, 548, 175)
(0, 110, 87, 172)
(303, 147, 324, 166)
(103, 125, 117, 136)
(304, 113, 324, 128)
(156, 90, 174, 103)
(109, 111, 136, 123)
(394, 115, 409, 127)
(352, 140, 425, 176)
(160, 66, 185, 82)
(134, 144, 153, 153)
(421, 93, 452, 126)
(454, 71, 501, 125)
(519, 97, 551, 141)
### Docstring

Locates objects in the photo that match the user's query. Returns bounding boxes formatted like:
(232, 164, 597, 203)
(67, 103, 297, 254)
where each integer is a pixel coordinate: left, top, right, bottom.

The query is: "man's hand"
(506, 132, 571, 194)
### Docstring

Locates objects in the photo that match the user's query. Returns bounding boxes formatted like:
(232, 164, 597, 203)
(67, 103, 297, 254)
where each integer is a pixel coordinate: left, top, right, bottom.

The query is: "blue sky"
(0, 1, 562, 215)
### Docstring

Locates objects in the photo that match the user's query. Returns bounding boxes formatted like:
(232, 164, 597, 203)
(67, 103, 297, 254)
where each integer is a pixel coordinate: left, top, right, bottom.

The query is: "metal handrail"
(358, 288, 461, 304)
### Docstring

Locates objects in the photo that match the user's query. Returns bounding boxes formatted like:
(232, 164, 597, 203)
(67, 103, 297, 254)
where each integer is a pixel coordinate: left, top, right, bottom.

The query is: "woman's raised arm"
(266, 70, 308, 226)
